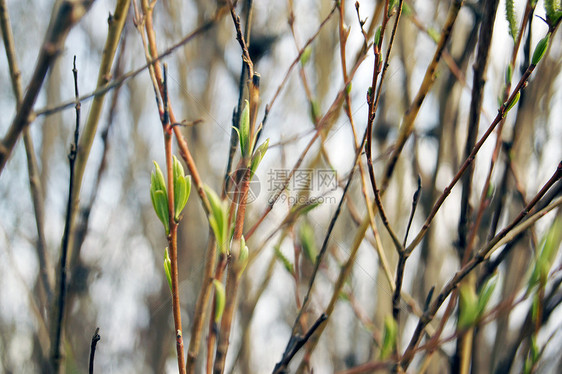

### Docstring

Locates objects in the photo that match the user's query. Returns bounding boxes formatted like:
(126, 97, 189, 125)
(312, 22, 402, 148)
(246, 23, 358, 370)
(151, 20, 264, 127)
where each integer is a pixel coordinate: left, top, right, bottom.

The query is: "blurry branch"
(230, 255, 276, 373)
(70, 32, 128, 265)
(50, 56, 82, 374)
(317, 6, 466, 361)
(404, 60, 546, 255)
(0, 0, 94, 175)
(255, 3, 337, 144)
(457, 0, 500, 265)
(454, 0, 500, 371)
(34, 18, 216, 118)
(88, 328, 100, 374)
(493, 274, 562, 373)
(0, 0, 53, 302)
(2, 228, 51, 367)
(400, 164, 562, 370)
(186, 233, 216, 374)
(247, 37, 363, 240)
(381, 0, 462, 192)
(68, 0, 130, 256)
(278, 122, 368, 371)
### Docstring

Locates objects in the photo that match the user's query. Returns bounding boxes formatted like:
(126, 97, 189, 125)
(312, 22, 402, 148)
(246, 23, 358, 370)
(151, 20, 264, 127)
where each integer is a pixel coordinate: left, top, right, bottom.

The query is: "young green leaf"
(212, 280, 226, 323)
(458, 284, 478, 329)
(300, 46, 312, 66)
(309, 99, 320, 123)
(374, 26, 382, 46)
(250, 138, 269, 174)
(388, 0, 397, 17)
(150, 161, 170, 235)
(299, 220, 317, 262)
(531, 34, 550, 66)
(528, 215, 562, 290)
(274, 245, 294, 274)
(238, 100, 250, 158)
(172, 156, 191, 221)
(237, 235, 249, 274)
(164, 248, 173, 294)
(427, 27, 440, 43)
(505, 64, 512, 85)
(505, 91, 520, 114)
(203, 185, 229, 253)
(477, 275, 497, 317)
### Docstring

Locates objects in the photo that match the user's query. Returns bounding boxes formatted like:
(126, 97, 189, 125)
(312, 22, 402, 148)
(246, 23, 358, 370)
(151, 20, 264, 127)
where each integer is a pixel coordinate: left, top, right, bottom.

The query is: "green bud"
(300, 46, 312, 66)
(427, 27, 440, 43)
(486, 182, 495, 200)
(505, 0, 518, 41)
(250, 138, 269, 174)
(374, 26, 382, 46)
(531, 35, 550, 66)
(401, 2, 412, 17)
(380, 316, 397, 360)
(505, 91, 520, 114)
(530, 335, 539, 362)
(238, 235, 249, 274)
(150, 161, 170, 235)
(477, 275, 497, 317)
(274, 245, 294, 274)
(345, 82, 352, 95)
(164, 248, 173, 294)
(299, 221, 317, 262)
(545, 0, 562, 24)
(388, 0, 397, 17)
(237, 100, 251, 158)
(212, 280, 226, 323)
(528, 216, 562, 290)
(204, 185, 230, 253)
(309, 99, 320, 123)
(505, 64, 512, 85)
(173, 156, 191, 221)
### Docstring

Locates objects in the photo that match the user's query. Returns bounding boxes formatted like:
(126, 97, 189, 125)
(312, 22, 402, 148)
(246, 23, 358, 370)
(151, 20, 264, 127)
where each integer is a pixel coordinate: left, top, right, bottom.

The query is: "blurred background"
(0, 0, 561, 373)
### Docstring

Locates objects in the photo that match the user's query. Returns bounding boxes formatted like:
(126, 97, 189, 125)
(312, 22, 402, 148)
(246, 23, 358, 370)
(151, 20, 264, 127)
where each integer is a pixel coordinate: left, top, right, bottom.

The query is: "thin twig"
(88, 328, 101, 374)
(272, 314, 328, 374)
(50, 55, 82, 374)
